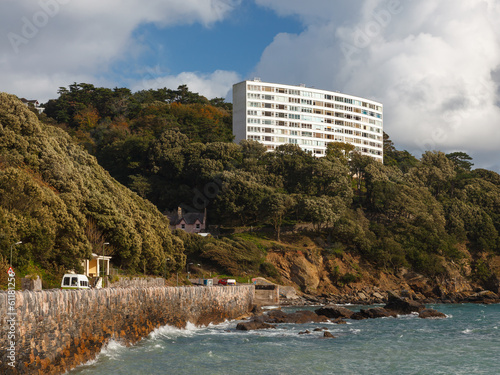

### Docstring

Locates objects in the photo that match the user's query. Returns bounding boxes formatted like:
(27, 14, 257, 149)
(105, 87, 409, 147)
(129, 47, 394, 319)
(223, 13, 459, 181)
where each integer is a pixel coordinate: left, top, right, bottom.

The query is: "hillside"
(0, 93, 184, 285)
(2, 86, 500, 299)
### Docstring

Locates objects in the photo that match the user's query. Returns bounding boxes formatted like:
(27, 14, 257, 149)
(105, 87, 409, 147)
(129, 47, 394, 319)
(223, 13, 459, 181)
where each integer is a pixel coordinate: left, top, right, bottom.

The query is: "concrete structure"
(82, 253, 112, 278)
(254, 284, 280, 306)
(0, 285, 254, 374)
(233, 79, 383, 161)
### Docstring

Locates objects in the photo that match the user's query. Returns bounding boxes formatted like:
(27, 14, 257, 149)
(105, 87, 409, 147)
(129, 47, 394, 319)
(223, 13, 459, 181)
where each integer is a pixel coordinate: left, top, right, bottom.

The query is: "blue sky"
(1, 0, 500, 172)
(123, 2, 303, 81)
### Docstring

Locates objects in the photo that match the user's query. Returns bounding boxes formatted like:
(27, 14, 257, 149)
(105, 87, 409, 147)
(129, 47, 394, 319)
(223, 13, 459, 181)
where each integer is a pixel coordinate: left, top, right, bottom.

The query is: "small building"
(167, 207, 207, 234)
(82, 253, 112, 278)
(20, 98, 44, 114)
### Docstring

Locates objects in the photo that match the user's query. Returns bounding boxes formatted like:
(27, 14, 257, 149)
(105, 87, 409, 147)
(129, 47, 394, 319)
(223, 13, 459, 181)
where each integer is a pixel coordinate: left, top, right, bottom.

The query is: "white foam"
(99, 340, 128, 360)
(149, 321, 201, 340)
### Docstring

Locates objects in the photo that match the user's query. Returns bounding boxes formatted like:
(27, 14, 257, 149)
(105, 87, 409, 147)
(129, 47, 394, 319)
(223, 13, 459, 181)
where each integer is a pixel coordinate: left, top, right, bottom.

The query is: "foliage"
(174, 230, 266, 276)
(0, 93, 185, 284)
(6, 84, 500, 283)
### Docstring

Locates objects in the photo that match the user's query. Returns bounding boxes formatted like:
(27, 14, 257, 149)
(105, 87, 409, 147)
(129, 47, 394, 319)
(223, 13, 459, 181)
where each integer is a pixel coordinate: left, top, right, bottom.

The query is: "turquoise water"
(70, 304, 500, 375)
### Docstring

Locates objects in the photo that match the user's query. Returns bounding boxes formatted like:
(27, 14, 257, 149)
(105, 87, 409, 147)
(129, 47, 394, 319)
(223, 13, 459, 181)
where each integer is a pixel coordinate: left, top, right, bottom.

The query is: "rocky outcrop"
(264, 309, 328, 324)
(466, 290, 500, 304)
(236, 321, 276, 331)
(418, 309, 447, 319)
(315, 305, 354, 319)
(384, 293, 425, 314)
(266, 236, 500, 305)
(351, 307, 396, 320)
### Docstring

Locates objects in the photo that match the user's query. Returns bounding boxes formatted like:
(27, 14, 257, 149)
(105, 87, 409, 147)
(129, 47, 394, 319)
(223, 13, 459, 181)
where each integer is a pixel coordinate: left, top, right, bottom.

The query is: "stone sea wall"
(0, 285, 254, 374)
(108, 276, 165, 288)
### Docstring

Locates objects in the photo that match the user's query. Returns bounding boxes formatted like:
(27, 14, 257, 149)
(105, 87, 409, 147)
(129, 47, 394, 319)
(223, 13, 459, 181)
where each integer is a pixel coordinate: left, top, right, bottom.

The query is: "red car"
(218, 278, 236, 286)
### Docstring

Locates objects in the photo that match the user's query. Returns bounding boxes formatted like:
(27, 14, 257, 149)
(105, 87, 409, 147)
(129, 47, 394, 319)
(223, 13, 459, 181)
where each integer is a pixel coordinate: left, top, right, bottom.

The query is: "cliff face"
(263, 235, 500, 303)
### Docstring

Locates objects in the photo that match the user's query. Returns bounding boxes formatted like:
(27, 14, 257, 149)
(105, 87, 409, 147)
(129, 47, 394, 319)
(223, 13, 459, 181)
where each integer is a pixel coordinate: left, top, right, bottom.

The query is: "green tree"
(264, 193, 295, 241)
(446, 152, 474, 171)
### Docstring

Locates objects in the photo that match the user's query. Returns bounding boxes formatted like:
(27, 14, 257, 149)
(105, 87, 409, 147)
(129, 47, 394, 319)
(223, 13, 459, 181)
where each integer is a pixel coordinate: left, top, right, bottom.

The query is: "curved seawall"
(0, 285, 254, 374)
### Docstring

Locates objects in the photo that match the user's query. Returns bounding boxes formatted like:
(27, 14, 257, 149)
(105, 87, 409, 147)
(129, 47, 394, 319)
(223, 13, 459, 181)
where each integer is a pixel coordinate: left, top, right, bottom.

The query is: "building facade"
(233, 80, 383, 161)
(166, 207, 206, 234)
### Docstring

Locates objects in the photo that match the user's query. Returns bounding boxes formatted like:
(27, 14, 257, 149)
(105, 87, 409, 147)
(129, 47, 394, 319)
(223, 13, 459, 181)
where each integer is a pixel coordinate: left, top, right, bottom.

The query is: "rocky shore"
(236, 293, 450, 335)
(280, 287, 500, 307)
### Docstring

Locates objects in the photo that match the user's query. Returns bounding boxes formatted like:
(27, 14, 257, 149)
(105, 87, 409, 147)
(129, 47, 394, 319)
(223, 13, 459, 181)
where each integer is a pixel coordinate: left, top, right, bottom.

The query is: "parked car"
(61, 274, 90, 290)
(218, 278, 236, 286)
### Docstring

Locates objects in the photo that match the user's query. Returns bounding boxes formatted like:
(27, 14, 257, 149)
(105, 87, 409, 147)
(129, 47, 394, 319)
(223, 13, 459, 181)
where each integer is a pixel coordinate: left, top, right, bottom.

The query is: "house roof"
(166, 207, 206, 226)
(175, 212, 204, 225)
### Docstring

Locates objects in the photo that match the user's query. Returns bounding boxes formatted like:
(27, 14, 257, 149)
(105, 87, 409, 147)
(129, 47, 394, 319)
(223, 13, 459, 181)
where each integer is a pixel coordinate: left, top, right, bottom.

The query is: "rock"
(280, 286, 299, 299)
(372, 292, 385, 300)
(285, 310, 329, 324)
(332, 318, 347, 324)
(251, 304, 263, 315)
(362, 307, 397, 319)
(236, 321, 276, 331)
(466, 290, 500, 304)
(418, 309, 447, 319)
(350, 312, 368, 320)
(323, 331, 335, 338)
(315, 305, 354, 319)
(264, 310, 328, 324)
(265, 310, 289, 323)
(432, 285, 445, 298)
(351, 307, 395, 320)
(298, 330, 311, 335)
(384, 293, 425, 315)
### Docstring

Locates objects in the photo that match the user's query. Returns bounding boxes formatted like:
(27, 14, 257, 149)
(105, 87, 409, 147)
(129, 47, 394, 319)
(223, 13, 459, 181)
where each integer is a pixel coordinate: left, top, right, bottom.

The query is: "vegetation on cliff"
(2, 83, 500, 294)
(0, 93, 185, 286)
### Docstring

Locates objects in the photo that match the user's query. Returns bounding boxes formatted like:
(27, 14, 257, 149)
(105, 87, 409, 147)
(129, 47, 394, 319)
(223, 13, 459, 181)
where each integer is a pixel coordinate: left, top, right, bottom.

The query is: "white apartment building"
(232, 80, 383, 161)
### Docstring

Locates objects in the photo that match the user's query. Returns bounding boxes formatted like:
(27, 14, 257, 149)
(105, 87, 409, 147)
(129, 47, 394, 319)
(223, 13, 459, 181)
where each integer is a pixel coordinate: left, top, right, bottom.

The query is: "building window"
(181, 224, 185, 229)
(196, 224, 200, 229)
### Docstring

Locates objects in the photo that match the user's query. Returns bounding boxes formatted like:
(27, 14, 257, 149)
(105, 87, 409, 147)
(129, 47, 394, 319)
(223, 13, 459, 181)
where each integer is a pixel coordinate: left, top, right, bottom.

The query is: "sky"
(1, 0, 500, 172)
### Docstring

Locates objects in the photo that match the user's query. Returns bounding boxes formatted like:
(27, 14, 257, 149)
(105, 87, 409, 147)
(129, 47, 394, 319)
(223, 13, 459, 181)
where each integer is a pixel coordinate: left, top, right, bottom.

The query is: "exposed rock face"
(323, 331, 335, 338)
(384, 293, 425, 314)
(418, 309, 447, 319)
(315, 305, 354, 319)
(266, 237, 500, 305)
(267, 252, 322, 294)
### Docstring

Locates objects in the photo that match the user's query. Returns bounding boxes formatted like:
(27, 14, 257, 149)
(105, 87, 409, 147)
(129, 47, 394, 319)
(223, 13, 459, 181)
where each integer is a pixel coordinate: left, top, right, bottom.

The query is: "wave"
(98, 340, 128, 360)
(148, 321, 201, 340)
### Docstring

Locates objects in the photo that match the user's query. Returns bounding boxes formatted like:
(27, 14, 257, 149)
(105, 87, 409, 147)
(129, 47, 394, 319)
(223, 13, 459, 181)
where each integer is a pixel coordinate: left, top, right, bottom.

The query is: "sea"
(69, 303, 499, 375)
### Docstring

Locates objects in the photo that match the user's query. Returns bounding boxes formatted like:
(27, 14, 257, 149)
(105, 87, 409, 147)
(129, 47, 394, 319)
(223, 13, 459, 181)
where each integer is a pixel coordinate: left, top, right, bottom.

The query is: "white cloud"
(133, 69, 241, 100)
(251, 0, 500, 172)
(0, 0, 239, 101)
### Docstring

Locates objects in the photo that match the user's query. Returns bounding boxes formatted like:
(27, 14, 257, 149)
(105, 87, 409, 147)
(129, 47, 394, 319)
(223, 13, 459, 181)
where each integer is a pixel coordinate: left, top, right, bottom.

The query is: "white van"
(61, 274, 90, 290)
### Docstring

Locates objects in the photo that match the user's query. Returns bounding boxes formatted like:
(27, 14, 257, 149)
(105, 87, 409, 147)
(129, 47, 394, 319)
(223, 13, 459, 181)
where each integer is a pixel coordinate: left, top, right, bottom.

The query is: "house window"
(181, 224, 185, 229)
(196, 224, 200, 229)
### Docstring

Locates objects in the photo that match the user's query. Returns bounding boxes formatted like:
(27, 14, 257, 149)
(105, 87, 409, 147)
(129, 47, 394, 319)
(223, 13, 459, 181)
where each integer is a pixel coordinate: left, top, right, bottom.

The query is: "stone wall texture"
(108, 276, 165, 288)
(254, 285, 280, 306)
(0, 285, 254, 374)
